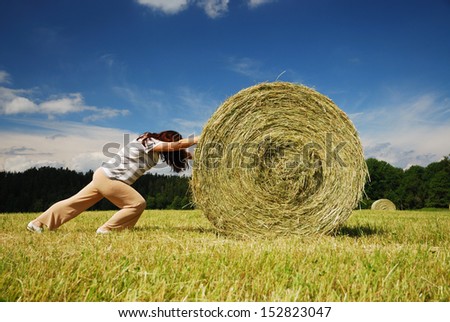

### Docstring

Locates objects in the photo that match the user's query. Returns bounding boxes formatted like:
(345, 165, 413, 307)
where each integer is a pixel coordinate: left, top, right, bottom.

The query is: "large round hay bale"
(371, 199, 396, 211)
(191, 82, 368, 237)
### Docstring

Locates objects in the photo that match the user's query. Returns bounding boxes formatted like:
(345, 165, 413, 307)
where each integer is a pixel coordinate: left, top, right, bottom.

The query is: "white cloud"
(0, 119, 138, 173)
(351, 92, 450, 168)
(136, 0, 190, 14)
(4, 96, 38, 114)
(82, 107, 130, 122)
(4, 155, 65, 173)
(69, 151, 110, 173)
(39, 93, 85, 114)
(197, 0, 229, 18)
(148, 161, 193, 176)
(135, 0, 277, 18)
(0, 118, 192, 175)
(0, 86, 129, 121)
(0, 70, 11, 84)
(0, 87, 36, 114)
(247, 0, 276, 8)
(136, 0, 229, 18)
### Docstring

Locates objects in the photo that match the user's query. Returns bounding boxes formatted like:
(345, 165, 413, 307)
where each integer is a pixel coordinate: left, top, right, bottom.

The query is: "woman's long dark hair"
(137, 130, 189, 173)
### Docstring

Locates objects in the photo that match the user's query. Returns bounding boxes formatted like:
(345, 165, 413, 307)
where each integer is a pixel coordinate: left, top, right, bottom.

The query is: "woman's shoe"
(96, 227, 111, 234)
(27, 221, 43, 233)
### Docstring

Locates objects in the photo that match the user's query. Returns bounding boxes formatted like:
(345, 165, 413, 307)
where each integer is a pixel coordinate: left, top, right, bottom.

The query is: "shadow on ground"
(336, 224, 385, 238)
(135, 224, 385, 239)
(135, 225, 217, 235)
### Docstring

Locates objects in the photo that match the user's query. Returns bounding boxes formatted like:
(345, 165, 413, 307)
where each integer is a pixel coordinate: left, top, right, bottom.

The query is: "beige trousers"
(36, 168, 146, 231)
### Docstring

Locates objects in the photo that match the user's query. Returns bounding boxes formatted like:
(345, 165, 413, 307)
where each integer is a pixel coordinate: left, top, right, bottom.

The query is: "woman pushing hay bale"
(371, 199, 396, 211)
(191, 82, 368, 237)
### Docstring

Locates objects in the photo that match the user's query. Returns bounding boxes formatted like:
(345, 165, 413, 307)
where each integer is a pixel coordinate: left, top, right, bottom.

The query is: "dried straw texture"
(191, 82, 368, 237)
(371, 199, 396, 211)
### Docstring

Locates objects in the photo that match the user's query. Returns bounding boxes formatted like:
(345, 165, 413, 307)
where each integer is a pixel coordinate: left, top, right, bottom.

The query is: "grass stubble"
(0, 209, 449, 302)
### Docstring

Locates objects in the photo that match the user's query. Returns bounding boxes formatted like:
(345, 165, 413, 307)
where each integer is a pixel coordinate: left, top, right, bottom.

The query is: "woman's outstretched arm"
(151, 136, 199, 152)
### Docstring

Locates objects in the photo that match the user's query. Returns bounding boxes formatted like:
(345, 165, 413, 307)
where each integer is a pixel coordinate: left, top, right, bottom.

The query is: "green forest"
(0, 168, 193, 213)
(362, 156, 449, 209)
(0, 156, 448, 212)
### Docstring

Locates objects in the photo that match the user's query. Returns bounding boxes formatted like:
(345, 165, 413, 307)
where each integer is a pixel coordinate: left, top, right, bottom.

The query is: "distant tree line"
(361, 155, 450, 209)
(0, 167, 193, 213)
(0, 155, 448, 213)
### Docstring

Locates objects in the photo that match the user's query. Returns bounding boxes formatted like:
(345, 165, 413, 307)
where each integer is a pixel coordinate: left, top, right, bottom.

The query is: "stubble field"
(0, 209, 449, 301)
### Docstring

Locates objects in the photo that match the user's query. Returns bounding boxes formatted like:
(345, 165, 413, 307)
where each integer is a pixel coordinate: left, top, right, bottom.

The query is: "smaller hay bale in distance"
(371, 199, 396, 211)
(191, 81, 368, 237)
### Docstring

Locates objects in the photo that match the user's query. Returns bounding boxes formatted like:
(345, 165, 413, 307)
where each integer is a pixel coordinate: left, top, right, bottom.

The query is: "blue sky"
(0, 0, 449, 173)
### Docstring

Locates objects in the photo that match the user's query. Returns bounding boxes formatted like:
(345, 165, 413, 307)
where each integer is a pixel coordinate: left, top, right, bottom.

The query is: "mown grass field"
(0, 209, 449, 302)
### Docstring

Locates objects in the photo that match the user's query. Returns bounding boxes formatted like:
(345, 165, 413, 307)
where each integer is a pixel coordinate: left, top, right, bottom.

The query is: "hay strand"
(371, 199, 396, 211)
(191, 82, 368, 237)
